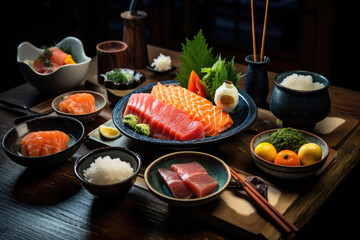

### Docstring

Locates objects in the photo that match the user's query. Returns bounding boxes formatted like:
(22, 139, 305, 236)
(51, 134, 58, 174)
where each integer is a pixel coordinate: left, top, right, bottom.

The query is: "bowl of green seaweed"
(102, 68, 146, 104)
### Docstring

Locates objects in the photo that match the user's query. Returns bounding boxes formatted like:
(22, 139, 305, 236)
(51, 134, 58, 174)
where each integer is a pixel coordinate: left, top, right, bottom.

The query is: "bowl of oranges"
(250, 128, 329, 179)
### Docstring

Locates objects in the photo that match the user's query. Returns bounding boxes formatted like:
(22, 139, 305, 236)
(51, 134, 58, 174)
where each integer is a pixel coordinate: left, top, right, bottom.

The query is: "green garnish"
(177, 29, 214, 89)
(106, 69, 134, 83)
(38, 47, 52, 67)
(134, 123, 150, 136)
(123, 114, 138, 129)
(269, 127, 307, 153)
(177, 29, 243, 102)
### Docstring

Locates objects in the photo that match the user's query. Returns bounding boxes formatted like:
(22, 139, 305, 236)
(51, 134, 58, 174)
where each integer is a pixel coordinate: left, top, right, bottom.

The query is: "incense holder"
(244, 55, 270, 108)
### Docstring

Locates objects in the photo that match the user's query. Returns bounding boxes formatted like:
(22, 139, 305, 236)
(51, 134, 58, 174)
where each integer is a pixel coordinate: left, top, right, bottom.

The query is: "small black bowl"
(2, 115, 85, 168)
(102, 68, 146, 104)
(74, 147, 141, 198)
(103, 68, 146, 90)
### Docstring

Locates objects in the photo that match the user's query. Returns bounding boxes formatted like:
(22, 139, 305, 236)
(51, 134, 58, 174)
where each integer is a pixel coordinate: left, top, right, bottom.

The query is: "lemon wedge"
(99, 125, 121, 139)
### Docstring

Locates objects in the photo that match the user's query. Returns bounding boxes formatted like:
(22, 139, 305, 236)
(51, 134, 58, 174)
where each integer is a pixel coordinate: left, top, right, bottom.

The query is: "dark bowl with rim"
(269, 70, 331, 131)
(2, 115, 84, 168)
(74, 147, 142, 198)
(101, 68, 146, 104)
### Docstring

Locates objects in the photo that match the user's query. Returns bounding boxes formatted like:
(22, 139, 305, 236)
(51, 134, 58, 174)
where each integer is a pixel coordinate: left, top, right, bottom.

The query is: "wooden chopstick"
(250, 0, 257, 62)
(260, 0, 269, 62)
(229, 167, 298, 234)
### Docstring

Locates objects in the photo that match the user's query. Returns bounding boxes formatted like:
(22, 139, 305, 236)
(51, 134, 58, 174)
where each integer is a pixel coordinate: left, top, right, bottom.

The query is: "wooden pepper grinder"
(121, 0, 148, 68)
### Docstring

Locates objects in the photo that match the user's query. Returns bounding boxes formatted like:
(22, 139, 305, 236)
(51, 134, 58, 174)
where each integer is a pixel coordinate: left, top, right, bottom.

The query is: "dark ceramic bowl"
(102, 68, 146, 104)
(269, 70, 331, 130)
(74, 147, 141, 198)
(2, 115, 84, 168)
(144, 151, 231, 206)
(52, 90, 107, 123)
(250, 129, 329, 179)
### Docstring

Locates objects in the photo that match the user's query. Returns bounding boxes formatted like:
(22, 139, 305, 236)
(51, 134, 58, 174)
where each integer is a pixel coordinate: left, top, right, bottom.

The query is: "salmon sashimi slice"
(171, 162, 218, 198)
(151, 83, 233, 136)
(21, 130, 70, 157)
(157, 168, 195, 199)
(59, 93, 96, 114)
(124, 93, 205, 141)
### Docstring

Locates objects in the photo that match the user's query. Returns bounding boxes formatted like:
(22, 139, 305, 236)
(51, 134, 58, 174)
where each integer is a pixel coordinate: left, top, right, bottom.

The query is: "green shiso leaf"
(176, 29, 244, 103)
(176, 29, 214, 88)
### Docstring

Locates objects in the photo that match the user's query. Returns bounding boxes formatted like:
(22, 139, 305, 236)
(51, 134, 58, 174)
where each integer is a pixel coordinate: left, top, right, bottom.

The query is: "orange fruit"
(274, 150, 300, 166)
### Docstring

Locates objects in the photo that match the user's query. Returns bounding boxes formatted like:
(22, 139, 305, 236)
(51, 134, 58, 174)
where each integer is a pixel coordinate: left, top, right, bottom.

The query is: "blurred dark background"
(2, 0, 356, 93)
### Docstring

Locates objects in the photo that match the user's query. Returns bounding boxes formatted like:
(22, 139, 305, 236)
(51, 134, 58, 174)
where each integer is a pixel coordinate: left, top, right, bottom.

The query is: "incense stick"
(260, 0, 269, 62)
(251, 0, 257, 62)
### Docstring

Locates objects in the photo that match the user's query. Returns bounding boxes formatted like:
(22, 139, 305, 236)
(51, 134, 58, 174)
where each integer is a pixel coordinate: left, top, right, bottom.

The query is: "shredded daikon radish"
(151, 53, 172, 71)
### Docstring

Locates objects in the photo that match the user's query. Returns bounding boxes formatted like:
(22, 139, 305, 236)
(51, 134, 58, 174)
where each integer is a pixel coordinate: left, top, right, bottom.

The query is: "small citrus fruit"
(254, 142, 277, 162)
(274, 150, 300, 166)
(298, 143, 322, 165)
(99, 125, 121, 139)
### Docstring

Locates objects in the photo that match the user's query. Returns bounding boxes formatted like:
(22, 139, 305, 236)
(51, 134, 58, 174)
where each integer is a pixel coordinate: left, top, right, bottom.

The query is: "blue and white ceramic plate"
(112, 80, 257, 148)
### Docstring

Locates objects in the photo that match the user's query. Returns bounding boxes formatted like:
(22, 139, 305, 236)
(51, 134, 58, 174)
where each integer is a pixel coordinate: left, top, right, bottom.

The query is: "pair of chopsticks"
(251, 0, 269, 62)
(229, 166, 298, 234)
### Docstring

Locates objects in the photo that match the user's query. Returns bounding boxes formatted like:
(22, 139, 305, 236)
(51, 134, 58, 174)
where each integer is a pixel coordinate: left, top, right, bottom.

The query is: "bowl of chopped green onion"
(102, 68, 146, 104)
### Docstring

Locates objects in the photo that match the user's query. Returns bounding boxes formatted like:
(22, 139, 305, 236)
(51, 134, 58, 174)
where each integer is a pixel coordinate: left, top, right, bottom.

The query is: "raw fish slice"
(157, 168, 194, 199)
(171, 162, 218, 198)
(171, 162, 207, 180)
(151, 83, 233, 136)
(150, 104, 175, 138)
(182, 173, 218, 198)
(59, 93, 96, 114)
(174, 121, 206, 141)
(161, 108, 188, 140)
(21, 131, 70, 157)
(123, 93, 205, 141)
(49, 47, 70, 66)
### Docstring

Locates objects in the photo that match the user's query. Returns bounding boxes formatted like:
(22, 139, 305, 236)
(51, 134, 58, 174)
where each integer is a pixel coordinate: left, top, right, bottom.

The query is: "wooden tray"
(31, 100, 357, 238)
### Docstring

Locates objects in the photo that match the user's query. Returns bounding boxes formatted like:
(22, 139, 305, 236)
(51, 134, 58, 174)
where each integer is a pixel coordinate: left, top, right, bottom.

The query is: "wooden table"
(1, 45, 360, 240)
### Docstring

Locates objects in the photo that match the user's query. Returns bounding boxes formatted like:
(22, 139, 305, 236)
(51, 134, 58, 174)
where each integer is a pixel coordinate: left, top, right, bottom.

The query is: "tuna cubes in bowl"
(144, 151, 231, 206)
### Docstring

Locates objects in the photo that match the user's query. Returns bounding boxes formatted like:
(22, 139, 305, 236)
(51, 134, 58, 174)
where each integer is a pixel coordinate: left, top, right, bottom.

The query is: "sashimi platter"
(113, 80, 256, 147)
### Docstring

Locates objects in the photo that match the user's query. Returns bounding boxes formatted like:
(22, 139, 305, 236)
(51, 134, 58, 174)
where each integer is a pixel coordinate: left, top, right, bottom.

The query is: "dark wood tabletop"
(1, 45, 360, 240)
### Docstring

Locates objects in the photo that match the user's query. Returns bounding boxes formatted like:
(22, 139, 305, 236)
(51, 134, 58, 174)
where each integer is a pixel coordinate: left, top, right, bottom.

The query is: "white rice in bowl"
(83, 156, 134, 185)
(280, 73, 324, 91)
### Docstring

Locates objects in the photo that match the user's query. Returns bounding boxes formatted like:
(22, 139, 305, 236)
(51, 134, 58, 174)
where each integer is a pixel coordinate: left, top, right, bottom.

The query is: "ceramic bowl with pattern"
(250, 129, 329, 179)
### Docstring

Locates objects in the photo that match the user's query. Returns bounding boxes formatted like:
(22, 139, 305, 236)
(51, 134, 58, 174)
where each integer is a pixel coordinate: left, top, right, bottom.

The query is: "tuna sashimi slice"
(157, 168, 194, 199)
(123, 93, 205, 141)
(171, 162, 218, 198)
(171, 162, 207, 180)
